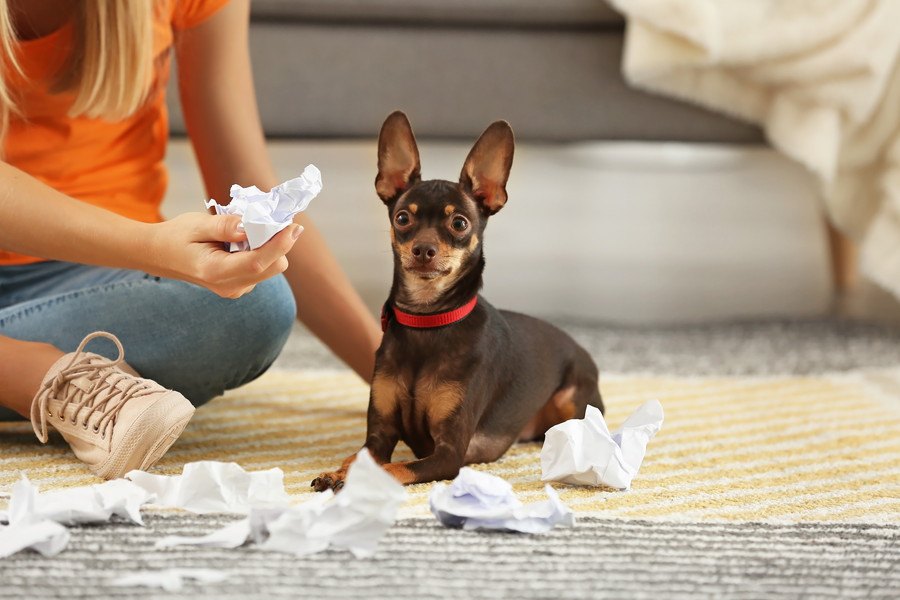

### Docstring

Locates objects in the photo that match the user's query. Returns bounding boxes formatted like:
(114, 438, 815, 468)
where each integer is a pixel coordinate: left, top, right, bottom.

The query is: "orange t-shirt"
(0, 0, 229, 266)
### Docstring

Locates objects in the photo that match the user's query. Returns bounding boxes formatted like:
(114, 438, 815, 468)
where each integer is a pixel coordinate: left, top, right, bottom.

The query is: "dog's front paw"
(311, 471, 345, 492)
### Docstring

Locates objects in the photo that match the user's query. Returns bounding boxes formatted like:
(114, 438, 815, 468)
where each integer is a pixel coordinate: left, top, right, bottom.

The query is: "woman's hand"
(146, 212, 302, 298)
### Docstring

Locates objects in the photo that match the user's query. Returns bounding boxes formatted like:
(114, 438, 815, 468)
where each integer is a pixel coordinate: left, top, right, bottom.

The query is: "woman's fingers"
(227, 285, 257, 299)
(209, 224, 301, 287)
(147, 213, 298, 297)
(258, 255, 290, 280)
(206, 214, 247, 243)
(225, 224, 301, 278)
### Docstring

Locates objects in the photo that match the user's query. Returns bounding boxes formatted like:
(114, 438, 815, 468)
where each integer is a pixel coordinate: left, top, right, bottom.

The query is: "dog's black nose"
(412, 243, 437, 264)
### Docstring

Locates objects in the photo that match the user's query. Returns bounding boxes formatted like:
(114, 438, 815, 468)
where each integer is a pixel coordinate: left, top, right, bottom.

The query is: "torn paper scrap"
(126, 461, 289, 514)
(111, 569, 229, 592)
(1, 476, 149, 527)
(0, 520, 70, 558)
(156, 449, 406, 558)
(1, 460, 293, 559)
(262, 448, 407, 558)
(429, 468, 574, 534)
(205, 165, 322, 251)
(0, 476, 151, 558)
(0, 476, 70, 558)
(540, 400, 664, 489)
(32, 479, 150, 525)
(154, 514, 258, 550)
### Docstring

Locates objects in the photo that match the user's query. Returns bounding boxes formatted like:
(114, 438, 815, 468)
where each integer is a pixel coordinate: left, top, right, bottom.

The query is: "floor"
(4, 318, 900, 599)
(3, 514, 896, 599)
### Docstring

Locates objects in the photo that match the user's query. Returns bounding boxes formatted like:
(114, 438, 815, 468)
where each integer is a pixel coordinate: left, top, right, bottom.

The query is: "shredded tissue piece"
(0, 461, 291, 558)
(429, 468, 574, 534)
(2, 477, 149, 526)
(0, 477, 70, 558)
(205, 165, 323, 251)
(540, 400, 664, 489)
(126, 461, 290, 514)
(155, 449, 407, 558)
(110, 568, 229, 592)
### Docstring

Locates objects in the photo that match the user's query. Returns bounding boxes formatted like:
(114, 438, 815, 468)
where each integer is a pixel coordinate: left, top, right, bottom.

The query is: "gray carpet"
(2, 515, 898, 599)
(5, 318, 900, 599)
(276, 318, 900, 375)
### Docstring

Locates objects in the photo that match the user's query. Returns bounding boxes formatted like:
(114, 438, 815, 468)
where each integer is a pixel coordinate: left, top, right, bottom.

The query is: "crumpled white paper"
(206, 165, 323, 251)
(0, 519, 69, 559)
(0, 477, 70, 558)
(32, 479, 151, 525)
(0, 462, 291, 558)
(0, 478, 149, 527)
(156, 449, 406, 557)
(111, 569, 229, 592)
(540, 401, 664, 489)
(429, 468, 574, 534)
(126, 461, 290, 514)
(0, 476, 154, 558)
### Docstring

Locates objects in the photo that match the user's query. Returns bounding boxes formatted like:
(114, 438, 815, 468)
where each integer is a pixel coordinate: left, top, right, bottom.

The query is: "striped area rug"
(2, 368, 899, 524)
(4, 515, 895, 600)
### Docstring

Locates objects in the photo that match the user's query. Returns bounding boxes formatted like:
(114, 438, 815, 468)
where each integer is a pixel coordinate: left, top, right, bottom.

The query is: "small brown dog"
(312, 111, 603, 490)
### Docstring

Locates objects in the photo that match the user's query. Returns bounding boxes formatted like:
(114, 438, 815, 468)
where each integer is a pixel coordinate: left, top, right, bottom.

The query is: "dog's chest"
(375, 368, 468, 458)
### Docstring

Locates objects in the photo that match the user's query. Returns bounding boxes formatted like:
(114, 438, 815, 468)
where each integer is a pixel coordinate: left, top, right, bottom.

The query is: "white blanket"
(608, 0, 900, 297)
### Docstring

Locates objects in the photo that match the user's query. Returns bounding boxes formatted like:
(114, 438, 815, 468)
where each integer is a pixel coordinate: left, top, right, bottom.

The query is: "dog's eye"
(394, 211, 411, 227)
(451, 216, 469, 232)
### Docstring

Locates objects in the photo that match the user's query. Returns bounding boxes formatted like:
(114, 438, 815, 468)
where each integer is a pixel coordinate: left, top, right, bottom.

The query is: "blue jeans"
(0, 261, 296, 421)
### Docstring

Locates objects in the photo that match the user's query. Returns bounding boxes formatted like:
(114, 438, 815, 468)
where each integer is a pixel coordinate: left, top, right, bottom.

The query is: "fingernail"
(291, 225, 304, 240)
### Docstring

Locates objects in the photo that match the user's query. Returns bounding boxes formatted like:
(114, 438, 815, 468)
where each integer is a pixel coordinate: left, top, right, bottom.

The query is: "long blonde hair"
(0, 1, 155, 142)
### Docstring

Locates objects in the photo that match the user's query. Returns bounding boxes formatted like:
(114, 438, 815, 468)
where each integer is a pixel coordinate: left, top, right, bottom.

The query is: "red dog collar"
(381, 296, 478, 331)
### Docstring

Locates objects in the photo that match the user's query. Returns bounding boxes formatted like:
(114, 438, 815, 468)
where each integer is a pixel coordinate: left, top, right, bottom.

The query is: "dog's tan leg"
(380, 416, 473, 485)
(377, 382, 473, 486)
(312, 371, 403, 491)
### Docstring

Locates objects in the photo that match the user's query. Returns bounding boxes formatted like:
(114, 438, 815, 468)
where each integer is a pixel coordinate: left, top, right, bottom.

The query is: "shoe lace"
(30, 332, 154, 443)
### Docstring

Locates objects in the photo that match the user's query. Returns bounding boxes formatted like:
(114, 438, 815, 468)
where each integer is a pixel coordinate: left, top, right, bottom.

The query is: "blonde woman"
(0, 1, 382, 478)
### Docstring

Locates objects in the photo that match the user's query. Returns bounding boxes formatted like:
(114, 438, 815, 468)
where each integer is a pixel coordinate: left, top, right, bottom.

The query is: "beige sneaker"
(29, 331, 195, 480)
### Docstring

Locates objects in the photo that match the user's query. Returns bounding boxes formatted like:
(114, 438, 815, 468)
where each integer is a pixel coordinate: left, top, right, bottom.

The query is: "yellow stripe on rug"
(2, 369, 899, 524)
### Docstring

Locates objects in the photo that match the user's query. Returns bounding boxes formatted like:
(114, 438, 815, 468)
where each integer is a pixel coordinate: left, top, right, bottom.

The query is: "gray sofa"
(169, 0, 762, 144)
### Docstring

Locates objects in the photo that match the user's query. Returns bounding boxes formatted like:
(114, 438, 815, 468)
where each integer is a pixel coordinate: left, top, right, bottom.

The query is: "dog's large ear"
(460, 121, 514, 215)
(375, 111, 421, 203)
